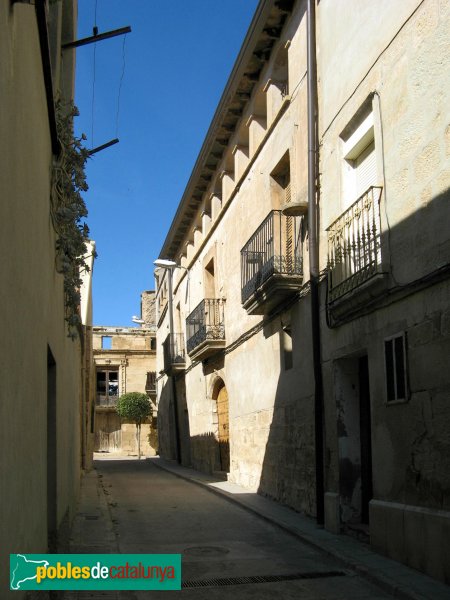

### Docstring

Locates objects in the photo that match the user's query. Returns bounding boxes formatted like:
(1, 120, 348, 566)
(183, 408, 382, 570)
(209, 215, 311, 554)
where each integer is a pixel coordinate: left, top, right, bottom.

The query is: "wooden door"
(217, 386, 230, 472)
(95, 413, 121, 452)
(359, 356, 373, 524)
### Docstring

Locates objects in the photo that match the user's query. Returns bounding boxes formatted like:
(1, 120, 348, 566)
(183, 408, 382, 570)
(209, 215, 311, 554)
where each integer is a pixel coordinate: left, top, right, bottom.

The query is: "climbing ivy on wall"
(51, 102, 95, 338)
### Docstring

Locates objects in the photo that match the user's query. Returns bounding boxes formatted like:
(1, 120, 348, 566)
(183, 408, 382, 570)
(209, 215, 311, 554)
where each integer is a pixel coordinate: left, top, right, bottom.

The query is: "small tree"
(116, 392, 152, 459)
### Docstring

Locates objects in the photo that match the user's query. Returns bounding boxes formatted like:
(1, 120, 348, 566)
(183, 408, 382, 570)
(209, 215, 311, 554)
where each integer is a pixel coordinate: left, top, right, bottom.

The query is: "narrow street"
(64, 457, 405, 600)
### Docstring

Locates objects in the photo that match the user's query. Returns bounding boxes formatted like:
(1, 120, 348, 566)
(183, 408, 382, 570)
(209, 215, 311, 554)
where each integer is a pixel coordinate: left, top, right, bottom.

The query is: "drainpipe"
(307, 0, 324, 525)
(34, 0, 60, 155)
(81, 359, 86, 470)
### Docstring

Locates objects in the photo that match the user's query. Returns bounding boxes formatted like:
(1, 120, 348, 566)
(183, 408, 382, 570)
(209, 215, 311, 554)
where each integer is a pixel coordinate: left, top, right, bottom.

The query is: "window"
(341, 100, 378, 210)
(384, 333, 408, 402)
(281, 312, 293, 371)
(145, 371, 156, 395)
(270, 151, 291, 210)
(150, 337, 156, 351)
(282, 327, 293, 370)
(354, 139, 376, 198)
(204, 258, 216, 298)
(327, 99, 383, 297)
(101, 336, 112, 350)
(96, 369, 119, 406)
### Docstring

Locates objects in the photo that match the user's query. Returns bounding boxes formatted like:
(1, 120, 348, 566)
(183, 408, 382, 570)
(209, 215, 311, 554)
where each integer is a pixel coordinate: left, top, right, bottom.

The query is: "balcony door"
(334, 354, 373, 528)
(96, 369, 119, 407)
(330, 119, 380, 295)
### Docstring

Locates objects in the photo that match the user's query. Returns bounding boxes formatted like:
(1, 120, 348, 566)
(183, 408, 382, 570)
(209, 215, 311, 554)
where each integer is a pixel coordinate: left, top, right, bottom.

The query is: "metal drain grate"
(182, 570, 345, 588)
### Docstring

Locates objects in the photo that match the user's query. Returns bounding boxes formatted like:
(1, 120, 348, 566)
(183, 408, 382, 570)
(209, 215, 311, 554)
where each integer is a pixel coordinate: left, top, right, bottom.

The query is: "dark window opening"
(145, 371, 157, 395)
(96, 369, 119, 406)
(270, 151, 291, 209)
(384, 334, 407, 402)
(204, 258, 216, 298)
(283, 327, 293, 371)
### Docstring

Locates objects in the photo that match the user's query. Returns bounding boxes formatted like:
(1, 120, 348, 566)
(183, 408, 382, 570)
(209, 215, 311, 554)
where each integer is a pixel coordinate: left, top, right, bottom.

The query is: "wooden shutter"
(355, 140, 376, 198)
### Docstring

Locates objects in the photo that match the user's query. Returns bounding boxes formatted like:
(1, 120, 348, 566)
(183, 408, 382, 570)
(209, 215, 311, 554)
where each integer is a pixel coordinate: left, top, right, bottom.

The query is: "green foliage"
(116, 392, 152, 425)
(51, 101, 95, 338)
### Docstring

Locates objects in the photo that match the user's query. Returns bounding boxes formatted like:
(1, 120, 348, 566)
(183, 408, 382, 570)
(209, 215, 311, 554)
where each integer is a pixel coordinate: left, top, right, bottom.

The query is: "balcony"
(241, 210, 303, 315)
(145, 371, 157, 397)
(162, 333, 186, 374)
(327, 186, 388, 313)
(95, 395, 118, 409)
(186, 299, 226, 361)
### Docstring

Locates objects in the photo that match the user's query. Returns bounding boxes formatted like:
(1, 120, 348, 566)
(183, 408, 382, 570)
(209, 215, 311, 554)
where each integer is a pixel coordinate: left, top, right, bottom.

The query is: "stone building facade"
(0, 1, 95, 597)
(155, 0, 450, 583)
(317, 0, 449, 582)
(93, 292, 158, 456)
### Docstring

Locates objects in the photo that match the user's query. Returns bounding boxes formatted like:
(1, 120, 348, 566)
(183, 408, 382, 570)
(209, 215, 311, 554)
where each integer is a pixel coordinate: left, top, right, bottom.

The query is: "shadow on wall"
(157, 379, 177, 461)
(257, 305, 317, 517)
(158, 375, 192, 466)
(187, 369, 230, 476)
(189, 431, 229, 477)
(175, 375, 192, 467)
(148, 420, 159, 455)
(326, 188, 450, 514)
(257, 187, 450, 520)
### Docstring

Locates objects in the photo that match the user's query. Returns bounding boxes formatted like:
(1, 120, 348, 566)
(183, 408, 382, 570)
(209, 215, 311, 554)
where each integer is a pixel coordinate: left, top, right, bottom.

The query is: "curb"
(148, 457, 448, 600)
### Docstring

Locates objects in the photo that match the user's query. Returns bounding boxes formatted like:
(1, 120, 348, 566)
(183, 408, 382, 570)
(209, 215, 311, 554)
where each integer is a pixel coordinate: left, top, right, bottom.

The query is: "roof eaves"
(158, 0, 292, 260)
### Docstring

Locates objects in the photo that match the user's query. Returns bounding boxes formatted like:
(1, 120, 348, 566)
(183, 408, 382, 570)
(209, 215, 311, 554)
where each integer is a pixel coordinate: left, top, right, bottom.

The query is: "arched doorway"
(215, 383, 230, 472)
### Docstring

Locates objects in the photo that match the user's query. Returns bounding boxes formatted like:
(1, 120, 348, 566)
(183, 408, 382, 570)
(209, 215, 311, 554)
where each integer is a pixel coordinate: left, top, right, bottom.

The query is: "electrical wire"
(90, 0, 98, 147)
(91, 46, 96, 147)
(115, 34, 127, 139)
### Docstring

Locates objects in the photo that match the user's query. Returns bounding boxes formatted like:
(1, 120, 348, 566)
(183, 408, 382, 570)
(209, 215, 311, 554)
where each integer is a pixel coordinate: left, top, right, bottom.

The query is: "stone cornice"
(173, 94, 291, 296)
(93, 349, 155, 356)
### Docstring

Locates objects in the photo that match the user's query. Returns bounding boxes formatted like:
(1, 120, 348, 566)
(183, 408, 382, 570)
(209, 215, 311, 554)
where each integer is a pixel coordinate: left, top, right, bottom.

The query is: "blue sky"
(74, 0, 259, 326)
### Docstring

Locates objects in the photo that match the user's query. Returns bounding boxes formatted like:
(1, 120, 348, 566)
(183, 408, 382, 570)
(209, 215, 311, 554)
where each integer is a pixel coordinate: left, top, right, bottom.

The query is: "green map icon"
(10, 554, 49, 590)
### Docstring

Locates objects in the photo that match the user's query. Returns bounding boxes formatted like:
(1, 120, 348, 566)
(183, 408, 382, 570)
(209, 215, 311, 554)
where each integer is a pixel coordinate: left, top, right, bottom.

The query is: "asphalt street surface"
(67, 457, 394, 599)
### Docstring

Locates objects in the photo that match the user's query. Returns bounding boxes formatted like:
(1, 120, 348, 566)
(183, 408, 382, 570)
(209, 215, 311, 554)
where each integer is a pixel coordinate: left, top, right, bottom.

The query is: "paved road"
(67, 457, 393, 599)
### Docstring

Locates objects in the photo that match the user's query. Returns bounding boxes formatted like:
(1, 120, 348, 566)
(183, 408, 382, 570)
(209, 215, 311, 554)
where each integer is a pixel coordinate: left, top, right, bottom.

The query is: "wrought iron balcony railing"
(162, 333, 186, 373)
(240, 210, 303, 313)
(145, 371, 157, 395)
(186, 299, 225, 359)
(95, 395, 118, 408)
(327, 186, 383, 302)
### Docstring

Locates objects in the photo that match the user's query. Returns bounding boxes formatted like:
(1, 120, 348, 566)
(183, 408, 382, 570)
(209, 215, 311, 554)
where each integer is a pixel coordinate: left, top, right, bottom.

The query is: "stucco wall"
(0, 2, 82, 597)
